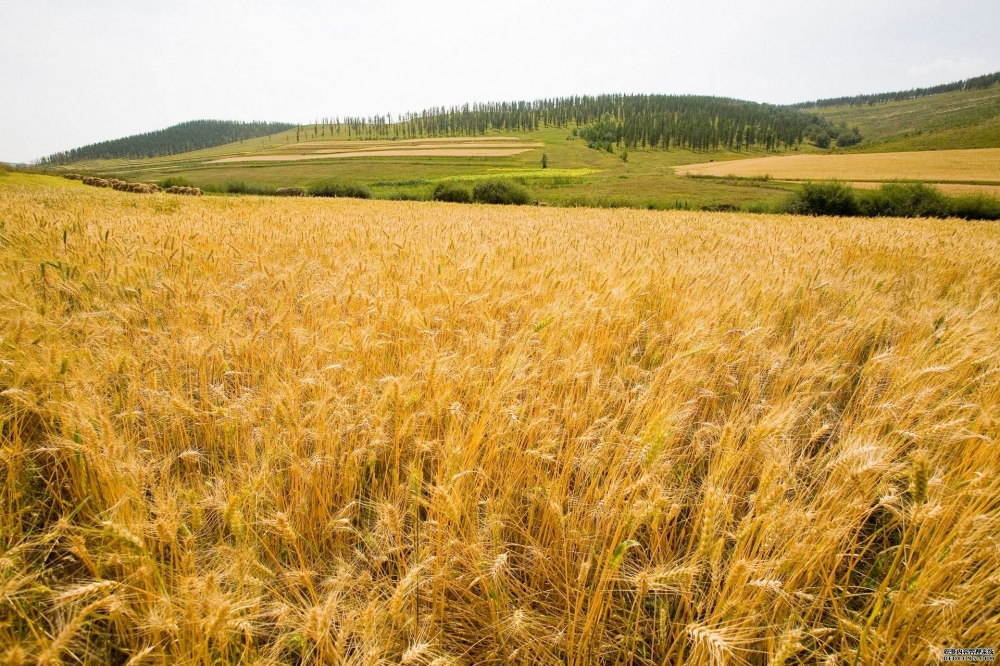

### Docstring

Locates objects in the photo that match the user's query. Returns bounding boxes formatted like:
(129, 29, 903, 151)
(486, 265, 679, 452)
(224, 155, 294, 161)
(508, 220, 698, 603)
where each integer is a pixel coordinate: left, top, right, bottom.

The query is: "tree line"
(791, 71, 1000, 109)
(41, 120, 295, 165)
(312, 95, 839, 151)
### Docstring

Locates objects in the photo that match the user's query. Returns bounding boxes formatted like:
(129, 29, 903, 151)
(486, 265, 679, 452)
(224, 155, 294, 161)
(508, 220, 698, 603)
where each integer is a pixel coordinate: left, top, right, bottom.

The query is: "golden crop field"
(1, 175, 999, 665)
(677, 147, 1000, 183)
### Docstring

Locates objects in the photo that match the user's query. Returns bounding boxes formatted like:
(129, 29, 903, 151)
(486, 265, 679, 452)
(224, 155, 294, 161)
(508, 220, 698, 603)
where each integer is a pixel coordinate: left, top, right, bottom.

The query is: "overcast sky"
(1, 0, 998, 163)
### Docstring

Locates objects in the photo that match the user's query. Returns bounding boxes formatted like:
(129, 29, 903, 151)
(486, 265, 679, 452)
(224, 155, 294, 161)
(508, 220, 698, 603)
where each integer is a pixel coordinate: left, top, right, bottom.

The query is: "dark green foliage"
(803, 120, 862, 148)
(472, 180, 531, 205)
(783, 181, 1000, 220)
(836, 126, 863, 147)
(157, 176, 194, 189)
(793, 71, 1000, 108)
(42, 120, 294, 164)
(572, 97, 837, 152)
(783, 181, 859, 216)
(275, 187, 307, 197)
(333, 95, 846, 152)
(948, 193, 1000, 220)
(857, 182, 949, 217)
(216, 181, 276, 196)
(307, 181, 373, 199)
(433, 182, 472, 203)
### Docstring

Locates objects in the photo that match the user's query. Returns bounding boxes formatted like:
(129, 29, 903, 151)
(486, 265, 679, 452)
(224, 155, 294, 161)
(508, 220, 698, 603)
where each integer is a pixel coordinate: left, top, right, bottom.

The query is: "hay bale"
(166, 185, 202, 196)
(275, 187, 306, 197)
(63, 173, 83, 180)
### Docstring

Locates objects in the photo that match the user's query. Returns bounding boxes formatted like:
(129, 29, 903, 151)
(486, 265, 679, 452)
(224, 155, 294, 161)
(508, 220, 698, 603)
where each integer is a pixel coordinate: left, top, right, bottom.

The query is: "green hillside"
(41, 120, 295, 164)
(811, 84, 1000, 152)
(41, 75, 1000, 211)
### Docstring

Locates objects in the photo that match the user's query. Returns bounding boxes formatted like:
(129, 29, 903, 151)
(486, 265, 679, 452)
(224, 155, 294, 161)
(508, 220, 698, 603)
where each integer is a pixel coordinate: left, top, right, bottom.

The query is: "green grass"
(47, 84, 1000, 210)
(814, 85, 1000, 152)
(55, 124, 805, 210)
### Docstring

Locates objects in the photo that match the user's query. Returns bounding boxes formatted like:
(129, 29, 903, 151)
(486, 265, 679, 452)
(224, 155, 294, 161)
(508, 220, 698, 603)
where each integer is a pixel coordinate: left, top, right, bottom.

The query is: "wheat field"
(1, 175, 999, 665)
(676, 148, 1000, 183)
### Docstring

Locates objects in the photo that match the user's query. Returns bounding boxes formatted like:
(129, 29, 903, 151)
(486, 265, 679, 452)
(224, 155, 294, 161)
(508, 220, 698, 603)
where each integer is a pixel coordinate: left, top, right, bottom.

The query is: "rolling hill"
(36, 72, 1000, 211)
(809, 84, 1000, 152)
(40, 120, 295, 165)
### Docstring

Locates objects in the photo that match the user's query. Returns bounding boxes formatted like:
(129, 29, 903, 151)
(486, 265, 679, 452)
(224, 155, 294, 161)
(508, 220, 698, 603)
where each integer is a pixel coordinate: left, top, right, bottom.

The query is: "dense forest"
(792, 71, 1000, 109)
(317, 95, 838, 151)
(41, 120, 294, 164)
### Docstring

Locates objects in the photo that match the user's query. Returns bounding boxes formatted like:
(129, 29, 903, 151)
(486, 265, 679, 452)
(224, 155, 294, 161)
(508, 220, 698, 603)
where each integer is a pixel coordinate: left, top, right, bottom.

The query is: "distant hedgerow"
(472, 179, 531, 205)
(433, 182, 472, 203)
(308, 182, 373, 199)
(783, 180, 1000, 220)
(220, 181, 275, 196)
(783, 181, 859, 216)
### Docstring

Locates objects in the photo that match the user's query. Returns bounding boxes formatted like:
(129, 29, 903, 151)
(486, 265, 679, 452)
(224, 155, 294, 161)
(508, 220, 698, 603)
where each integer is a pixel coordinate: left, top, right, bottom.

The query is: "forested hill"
(791, 71, 1000, 109)
(331, 95, 837, 152)
(41, 120, 294, 164)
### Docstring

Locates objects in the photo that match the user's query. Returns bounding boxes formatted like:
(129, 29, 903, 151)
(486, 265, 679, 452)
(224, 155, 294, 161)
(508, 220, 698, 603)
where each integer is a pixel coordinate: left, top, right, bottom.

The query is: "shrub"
(223, 181, 275, 196)
(472, 179, 531, 205)
(308, 182, 373, 199)
(781, 181, 1000, 221)
(275, 187, 307, 197)
(857, 182, 949, 218)
(947, 193, 1000, 220)
(158, 176, 194, 189)
(783, 181, 858, 216)
(835, 126, 863, 147)
(432, 182, 472, 203)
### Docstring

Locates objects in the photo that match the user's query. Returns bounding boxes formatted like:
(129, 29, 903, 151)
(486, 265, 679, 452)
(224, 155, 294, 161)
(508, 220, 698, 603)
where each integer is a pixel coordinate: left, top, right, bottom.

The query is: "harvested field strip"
(843, 181, 1000, 196)
(296, 135, 526, 147)
(313, 142, 545, 154)
(209, 147, 537, 163)
(2, 174, 999, 664)
(677, 148, 1000, 182)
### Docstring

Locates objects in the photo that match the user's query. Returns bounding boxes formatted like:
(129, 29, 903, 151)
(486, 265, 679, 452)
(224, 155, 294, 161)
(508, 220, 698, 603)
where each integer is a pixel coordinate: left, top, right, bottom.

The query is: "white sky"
(1, 0, 998, 163)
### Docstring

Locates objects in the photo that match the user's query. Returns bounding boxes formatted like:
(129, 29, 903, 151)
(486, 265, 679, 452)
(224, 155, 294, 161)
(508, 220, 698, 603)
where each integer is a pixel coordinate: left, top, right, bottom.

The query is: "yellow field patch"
(677, 148, 1000, 183)
(3, 180, 999, 663)
(844, 181, 1000, 196)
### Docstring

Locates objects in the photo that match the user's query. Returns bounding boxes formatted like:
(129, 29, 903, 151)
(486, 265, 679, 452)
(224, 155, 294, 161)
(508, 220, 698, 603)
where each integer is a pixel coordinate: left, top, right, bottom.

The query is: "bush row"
(783, 181, 1000, 220)
(197, 180, 374, 199)
(433, 179, 532, 205)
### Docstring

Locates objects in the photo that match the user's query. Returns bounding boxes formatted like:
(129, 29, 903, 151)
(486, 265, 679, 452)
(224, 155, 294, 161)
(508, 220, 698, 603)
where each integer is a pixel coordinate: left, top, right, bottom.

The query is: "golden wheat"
(677, 147, 1000, 183)
(1, 175, 999, 664)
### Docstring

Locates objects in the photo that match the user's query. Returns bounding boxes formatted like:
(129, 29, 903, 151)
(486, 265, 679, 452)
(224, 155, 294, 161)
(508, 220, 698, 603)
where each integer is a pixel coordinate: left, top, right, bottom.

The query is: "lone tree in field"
(541, 153, 548, 168)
